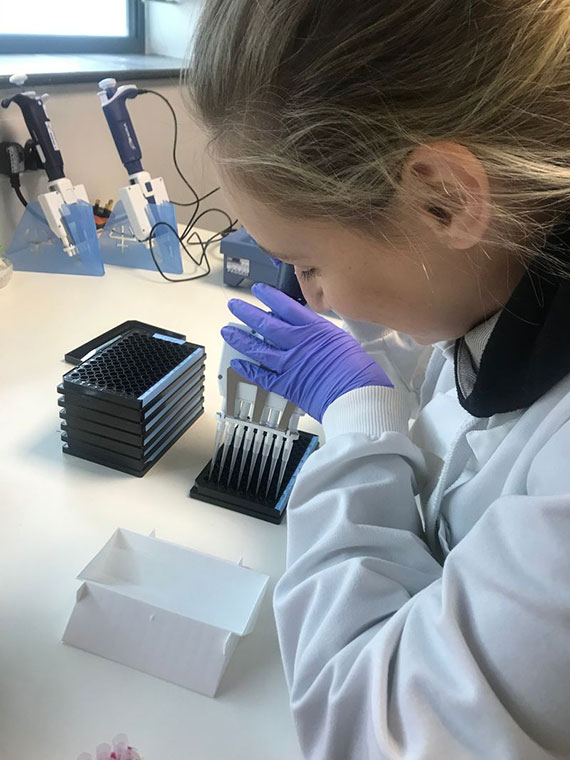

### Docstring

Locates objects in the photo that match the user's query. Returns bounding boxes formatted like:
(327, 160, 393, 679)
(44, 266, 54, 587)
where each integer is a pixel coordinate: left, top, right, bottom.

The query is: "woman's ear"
(400, 142, 491, 250)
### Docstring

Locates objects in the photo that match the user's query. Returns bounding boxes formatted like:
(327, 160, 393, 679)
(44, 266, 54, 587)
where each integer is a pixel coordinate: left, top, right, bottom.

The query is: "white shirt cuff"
(322, 386, 412, 439)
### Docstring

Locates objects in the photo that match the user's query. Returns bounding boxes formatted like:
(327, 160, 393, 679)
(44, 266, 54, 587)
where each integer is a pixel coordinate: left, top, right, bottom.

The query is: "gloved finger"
(251, 283, 318, 326)
(221, 326, 285, 371)
(230, 358, 281, 392)
(227, 299, 295, 349)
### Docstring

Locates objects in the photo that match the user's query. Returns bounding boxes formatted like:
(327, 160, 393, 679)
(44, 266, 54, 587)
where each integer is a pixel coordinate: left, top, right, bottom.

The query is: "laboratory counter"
(0, 233, 320, 760)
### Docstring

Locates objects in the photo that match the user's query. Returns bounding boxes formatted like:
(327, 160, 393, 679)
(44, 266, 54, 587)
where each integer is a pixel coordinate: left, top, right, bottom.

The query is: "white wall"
(0, 76, 228, 252)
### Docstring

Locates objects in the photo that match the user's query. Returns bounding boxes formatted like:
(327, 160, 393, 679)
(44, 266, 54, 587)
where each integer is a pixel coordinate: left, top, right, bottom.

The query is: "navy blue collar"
(455, 219, 570, 417)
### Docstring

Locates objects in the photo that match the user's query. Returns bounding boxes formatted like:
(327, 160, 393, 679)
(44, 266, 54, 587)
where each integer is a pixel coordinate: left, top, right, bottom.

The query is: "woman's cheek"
(304, 285, 329, 313)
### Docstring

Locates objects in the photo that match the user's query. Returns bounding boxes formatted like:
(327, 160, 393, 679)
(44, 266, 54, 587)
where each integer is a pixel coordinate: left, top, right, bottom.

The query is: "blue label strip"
(152, 333, 187, 345)
(139, 346, 204, 407)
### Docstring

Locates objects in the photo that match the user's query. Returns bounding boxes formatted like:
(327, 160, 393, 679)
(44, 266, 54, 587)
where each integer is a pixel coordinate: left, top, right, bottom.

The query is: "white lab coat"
(273, 319, 570, 759)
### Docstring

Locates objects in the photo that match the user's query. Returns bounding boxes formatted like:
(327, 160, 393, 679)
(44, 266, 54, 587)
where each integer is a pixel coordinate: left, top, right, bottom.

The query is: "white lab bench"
(0, 232, 318, 760)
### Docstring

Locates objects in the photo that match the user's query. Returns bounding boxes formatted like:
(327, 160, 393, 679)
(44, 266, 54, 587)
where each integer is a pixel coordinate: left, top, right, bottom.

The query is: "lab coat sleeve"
(274, 387, 570, 759)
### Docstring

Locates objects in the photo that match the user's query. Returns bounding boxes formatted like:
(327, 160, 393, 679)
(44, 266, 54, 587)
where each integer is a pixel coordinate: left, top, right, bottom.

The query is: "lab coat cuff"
(322, 385, 411, 439)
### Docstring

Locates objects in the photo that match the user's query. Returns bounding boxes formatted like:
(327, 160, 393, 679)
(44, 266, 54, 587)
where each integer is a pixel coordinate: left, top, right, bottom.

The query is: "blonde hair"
(187, 0, 570, 261)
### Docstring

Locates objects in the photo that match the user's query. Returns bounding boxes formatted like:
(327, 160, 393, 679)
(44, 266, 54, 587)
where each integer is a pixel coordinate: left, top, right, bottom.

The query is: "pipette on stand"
(1, 73, 98, 259)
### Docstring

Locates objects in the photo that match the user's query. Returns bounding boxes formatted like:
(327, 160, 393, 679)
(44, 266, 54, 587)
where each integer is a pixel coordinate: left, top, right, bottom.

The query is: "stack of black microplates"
(58, 321, 205, 476)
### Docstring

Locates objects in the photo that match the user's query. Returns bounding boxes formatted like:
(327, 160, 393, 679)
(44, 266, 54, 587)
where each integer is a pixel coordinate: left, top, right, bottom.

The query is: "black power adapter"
(0, 140, 42, 207)
(0, 141, 25, 179)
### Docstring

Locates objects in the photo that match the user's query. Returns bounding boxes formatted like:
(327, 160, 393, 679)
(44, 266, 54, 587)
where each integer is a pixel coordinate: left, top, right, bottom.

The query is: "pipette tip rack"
(190, 429, 318, 524)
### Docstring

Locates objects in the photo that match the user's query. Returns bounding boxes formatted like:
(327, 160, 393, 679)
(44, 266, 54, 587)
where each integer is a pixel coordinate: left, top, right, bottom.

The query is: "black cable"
(140, 88, 238, 232)
(133, 87, 238, 282)
(10, 180, 49, 225)
(143, 216, 237, 276)
(183, 231, 233, 247)
(12, 182, 28, 208)
(143, 220, 236, 283)
(138, 88, 201, 212)
(181, 206, 236, 243)
(145, 211, 237, 283)
(145, 220, 213, 283)
(172, 186, 220, 208)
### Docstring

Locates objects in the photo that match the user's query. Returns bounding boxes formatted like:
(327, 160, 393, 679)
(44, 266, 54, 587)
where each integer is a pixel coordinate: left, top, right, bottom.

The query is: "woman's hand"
(221, 283, 392, 422)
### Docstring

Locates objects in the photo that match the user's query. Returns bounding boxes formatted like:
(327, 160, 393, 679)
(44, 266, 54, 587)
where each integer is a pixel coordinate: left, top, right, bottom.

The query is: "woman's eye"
(299, 268, 318, 281)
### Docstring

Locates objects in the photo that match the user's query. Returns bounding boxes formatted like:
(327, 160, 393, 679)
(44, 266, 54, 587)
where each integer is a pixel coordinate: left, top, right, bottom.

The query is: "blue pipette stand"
(98, 200, 183, 274)
(6, 200, 104, 276)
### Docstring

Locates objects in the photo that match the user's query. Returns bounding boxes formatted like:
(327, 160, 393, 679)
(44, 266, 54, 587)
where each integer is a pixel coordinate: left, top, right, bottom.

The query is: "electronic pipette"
(1, 73, 94, 257)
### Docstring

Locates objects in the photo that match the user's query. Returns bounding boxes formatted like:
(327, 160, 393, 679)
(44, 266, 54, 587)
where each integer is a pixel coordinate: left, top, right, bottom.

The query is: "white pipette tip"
(217, 422, 235, 483)
(265, 437, 284, 497)
(246, 429, 262, 492)
(227, 423, 245, 485)
(275, 437, 294, 496)
(64, 242, 78, 258)
(209, 417, 226, 479)
(256, 432, 274, 494)
(237, 426, 254, 490)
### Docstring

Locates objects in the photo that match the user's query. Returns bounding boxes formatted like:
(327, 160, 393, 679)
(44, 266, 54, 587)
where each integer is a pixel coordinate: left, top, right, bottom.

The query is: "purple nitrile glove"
(221, 283, 393, 422)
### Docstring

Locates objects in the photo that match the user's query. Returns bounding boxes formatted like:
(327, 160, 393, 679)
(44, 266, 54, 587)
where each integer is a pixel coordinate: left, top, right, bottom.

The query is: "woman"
(189, 1, 570, 757)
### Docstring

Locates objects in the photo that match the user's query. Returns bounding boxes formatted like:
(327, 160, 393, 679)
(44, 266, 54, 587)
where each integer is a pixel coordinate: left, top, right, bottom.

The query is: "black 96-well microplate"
(62, 330, 203, 409)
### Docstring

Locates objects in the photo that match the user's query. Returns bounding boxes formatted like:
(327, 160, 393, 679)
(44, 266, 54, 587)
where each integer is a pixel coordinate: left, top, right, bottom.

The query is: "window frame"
(0, 0, 144, 55)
